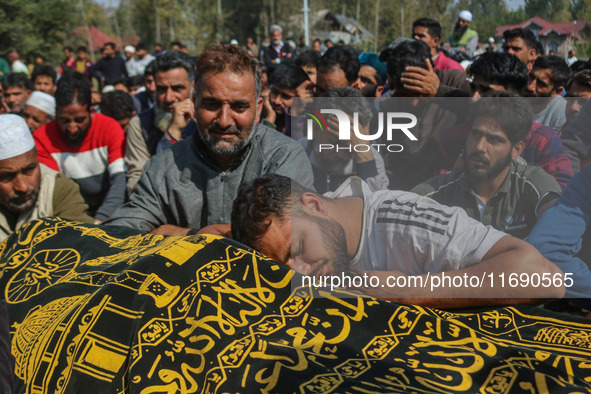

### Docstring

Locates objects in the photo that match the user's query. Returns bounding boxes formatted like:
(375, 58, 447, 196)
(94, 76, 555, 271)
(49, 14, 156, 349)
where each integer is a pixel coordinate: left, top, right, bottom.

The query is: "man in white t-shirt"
(228, 174, 565, 308)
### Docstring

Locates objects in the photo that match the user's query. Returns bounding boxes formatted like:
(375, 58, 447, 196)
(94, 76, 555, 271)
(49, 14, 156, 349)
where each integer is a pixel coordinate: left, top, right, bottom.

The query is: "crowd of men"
(2, 12, 591, 314)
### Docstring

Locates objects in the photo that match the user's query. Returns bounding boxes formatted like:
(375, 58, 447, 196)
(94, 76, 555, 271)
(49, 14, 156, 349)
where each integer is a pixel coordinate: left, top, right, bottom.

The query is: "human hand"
(399, 58, 440, 97)
(197, 224, 232, 237)
(263, 94, 277, 124)
(168, 98, 195, 141)
(150, 224, 192, 236)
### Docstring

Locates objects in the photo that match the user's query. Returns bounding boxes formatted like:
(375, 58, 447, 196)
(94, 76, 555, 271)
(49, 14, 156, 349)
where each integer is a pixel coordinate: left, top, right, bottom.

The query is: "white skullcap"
(26, 91, 56, 118)
(101, 85, 115, 94)
(459, 10, 472, 22)
(124, 45, 136, 53)
(0, 114, 36, 160)
(230, 39, 239, 45)
(488, 37, 494, 43)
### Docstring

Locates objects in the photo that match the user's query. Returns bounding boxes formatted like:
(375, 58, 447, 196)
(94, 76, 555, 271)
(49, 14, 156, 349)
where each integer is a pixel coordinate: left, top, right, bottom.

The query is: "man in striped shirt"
(34, 73, 126, 223)
(230, 174, 564, 308)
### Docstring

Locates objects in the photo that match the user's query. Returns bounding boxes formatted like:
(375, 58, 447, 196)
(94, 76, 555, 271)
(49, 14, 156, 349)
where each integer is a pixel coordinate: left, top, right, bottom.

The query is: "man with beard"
(435, 52, 572, 190)
(2, 73, 32, 115)
(124, 51, 196, 194)
(104, 44, 313, 234)
(412, 96, 561, 239)
(263, 25, 293, 76)
(525, 55, 571, 128)
(228, 173, 564, 308)
(0, 114, 91, 241)
(445, 10, 478, 61)
(34, 73, 127, 223)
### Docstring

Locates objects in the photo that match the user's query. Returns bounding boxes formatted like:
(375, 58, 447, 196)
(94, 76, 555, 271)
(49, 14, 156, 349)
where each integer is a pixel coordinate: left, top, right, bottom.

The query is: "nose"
(291, 258, 313, 276)
(527, 78, 536, 93)
(475, 136, 487, 152)
(26, 118, 36, 132)
(165, 88, 175, 104)
(13, 174, 29, 193)
(217, 104, 233, 129)
(352, 77, 362, 90)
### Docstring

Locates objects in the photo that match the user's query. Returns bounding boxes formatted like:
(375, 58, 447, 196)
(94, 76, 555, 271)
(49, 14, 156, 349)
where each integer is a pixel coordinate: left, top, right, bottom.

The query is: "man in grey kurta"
(104, 44, 314, 234)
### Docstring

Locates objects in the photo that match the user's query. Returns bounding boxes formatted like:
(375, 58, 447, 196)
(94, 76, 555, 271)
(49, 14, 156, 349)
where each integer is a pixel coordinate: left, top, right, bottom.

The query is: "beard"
(452, 24, 468, 42)
(305, 214, 350, 275)
(198, 123, 249, 157)
(464, 149, 513, 184)
(2, 190, 39, 214)
(154, 107, 173, 132)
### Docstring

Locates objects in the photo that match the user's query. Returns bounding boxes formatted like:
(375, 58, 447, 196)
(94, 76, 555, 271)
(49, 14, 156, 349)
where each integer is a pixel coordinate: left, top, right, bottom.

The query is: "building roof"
(496, 17, 588, 38)
(71, 26, 138, 52)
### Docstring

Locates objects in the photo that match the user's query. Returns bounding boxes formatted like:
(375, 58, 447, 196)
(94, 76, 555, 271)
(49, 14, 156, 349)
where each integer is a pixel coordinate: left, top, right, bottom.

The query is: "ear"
(375, 85, 384, 98)
(512, 141, 524, 160)
(552, 85, 565, 98)
(433, 37, 440, 47)
(300, 192, 329, 217)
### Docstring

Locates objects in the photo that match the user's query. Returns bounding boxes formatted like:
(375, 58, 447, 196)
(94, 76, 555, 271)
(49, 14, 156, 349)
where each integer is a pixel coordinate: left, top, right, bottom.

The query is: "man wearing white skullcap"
(0, 114, 92, 241)
(22, 91, 55, 133)
(444, 10, 479, 61)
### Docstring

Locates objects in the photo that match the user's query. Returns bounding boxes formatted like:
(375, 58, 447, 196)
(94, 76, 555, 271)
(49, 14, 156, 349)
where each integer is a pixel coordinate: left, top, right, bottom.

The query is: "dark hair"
(317, 46, 360, 84)
(532, 55, 572, 90)
(104, 42, 116, 50)
(231, 174, 311, 250)
(55, 72, 92, 109)
(100, 91, 134, 121)
(153, 50, 195, 82)
(170, 40, 183, 48)
(570, 59, 588, 73)
(317, 86, 373, 125)
(128, 75, 144, 89)
(382, 39, 432, 85)
(64, 46, 73, 52)
(76, 46, 87, 53)
(567, 70, 591, 91)
(412, 18, 442, 40)
(468, 52, 528, 95)
(270, 64, 309, 89)
(136, 42, 147, 51)
(196, 44, 262, 98)
(2, 72, 32, 90)
(534, 41, 544, 56)
(502, 28, 538, 50)
(111, 76, 129, 88)
(295, 50, 320, 68)
(144, 60, 155, 77)
(31, 65, 57, 84)
(468, 94, 533, 144)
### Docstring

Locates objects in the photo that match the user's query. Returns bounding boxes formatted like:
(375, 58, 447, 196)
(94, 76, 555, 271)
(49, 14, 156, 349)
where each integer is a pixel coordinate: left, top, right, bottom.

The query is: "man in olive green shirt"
(0, 115, 92, 241)
(412, 96, 561, 239)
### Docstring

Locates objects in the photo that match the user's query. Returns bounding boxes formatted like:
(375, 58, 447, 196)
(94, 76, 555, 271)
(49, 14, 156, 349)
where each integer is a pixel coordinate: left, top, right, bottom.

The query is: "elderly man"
(0, 114, 91, 241)
(124, 50, 196, 194)
(263, 25, 293, 75)
(230, 174, 564, 308)
(22, 91, 55, 133)
(104, 44, 313, 234)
